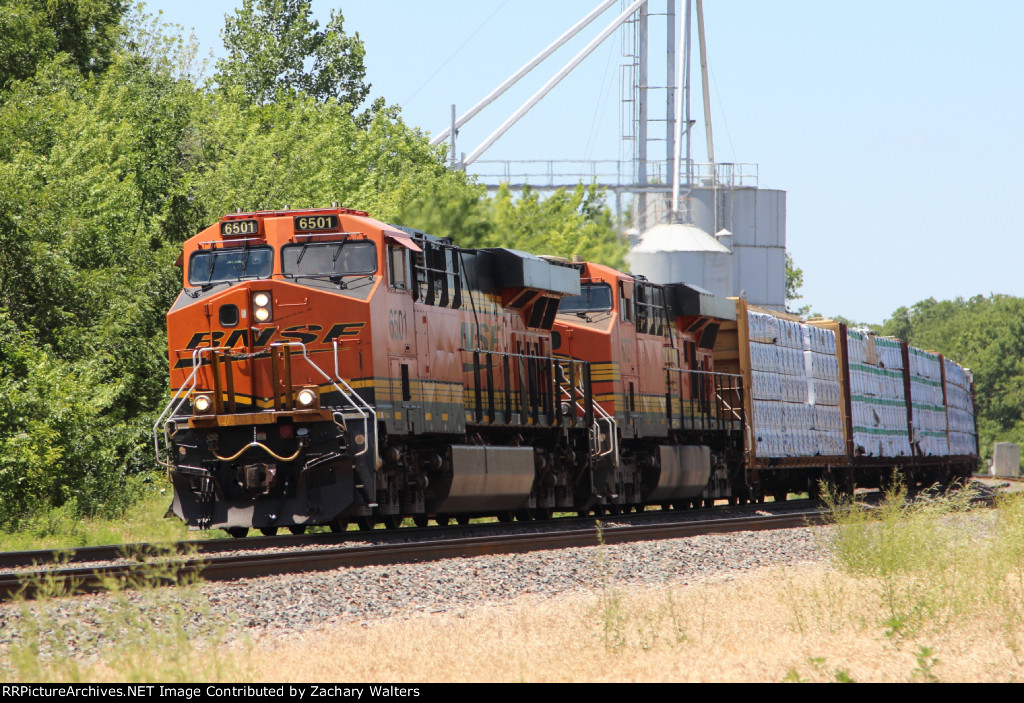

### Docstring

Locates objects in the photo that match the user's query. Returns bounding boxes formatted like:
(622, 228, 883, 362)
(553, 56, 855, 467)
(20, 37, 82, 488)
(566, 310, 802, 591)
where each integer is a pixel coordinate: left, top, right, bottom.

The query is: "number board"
(220, 219, 259, 237)
(294, 214, 340, 232)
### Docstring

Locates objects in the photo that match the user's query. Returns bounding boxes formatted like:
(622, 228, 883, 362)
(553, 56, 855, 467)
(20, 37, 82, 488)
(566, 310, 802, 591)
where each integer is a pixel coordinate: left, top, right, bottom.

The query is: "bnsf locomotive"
(156, 206, 979, 536)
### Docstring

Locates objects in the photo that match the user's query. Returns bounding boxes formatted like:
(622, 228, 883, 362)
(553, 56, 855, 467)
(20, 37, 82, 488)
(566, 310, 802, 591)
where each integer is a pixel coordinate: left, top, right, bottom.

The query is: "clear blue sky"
(147, 1, 1024, 325)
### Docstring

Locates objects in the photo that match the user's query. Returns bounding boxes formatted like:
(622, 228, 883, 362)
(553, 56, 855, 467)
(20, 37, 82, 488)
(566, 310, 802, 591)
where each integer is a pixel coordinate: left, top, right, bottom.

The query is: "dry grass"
(246, 561, 1024, 683)
(7, 486, 1024, 683)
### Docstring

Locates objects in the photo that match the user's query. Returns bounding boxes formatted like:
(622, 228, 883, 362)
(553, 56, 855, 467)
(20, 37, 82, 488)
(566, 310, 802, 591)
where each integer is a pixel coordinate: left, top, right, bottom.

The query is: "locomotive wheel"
(383, 515, 402, 530)
(356, 517, 376, 531)
(259, 527, 278, 536)
(288, 525, 307, 535)
(226, 527, 249, 539)
(413, 515, 429, 528)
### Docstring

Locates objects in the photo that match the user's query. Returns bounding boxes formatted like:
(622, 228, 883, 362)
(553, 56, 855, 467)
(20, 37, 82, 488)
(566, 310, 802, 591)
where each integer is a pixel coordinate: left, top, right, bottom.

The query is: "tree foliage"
(0, 0, 126, 92)
(398, 182, 627, 269)
(216, 0, 370, 112)
(878, 295, 1024, 461)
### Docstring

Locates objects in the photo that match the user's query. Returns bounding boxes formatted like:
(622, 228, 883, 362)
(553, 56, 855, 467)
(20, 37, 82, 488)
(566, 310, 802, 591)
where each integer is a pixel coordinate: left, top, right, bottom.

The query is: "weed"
(594, 521, 627, 651)
(821, 478, 983, 638)
(911, 646, 940, 683)
(833, 668, 856, 683)
(0, 545, 248, 682)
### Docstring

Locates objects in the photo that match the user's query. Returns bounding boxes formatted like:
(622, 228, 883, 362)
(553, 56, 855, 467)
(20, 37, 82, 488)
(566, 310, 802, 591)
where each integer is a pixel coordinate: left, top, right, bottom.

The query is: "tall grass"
(0, 475, 233, 552)
(0, 546, 248, 682)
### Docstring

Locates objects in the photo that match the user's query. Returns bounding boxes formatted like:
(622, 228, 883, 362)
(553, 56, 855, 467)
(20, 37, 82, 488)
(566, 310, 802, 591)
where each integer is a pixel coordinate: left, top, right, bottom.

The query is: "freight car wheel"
(413, 515, 429, 528)
(454, 515, 470, 526)
(356, 517, 376, 531)
(329, 519, 347, 533)
(497, 511, 514, 523)
(226, 527, 249, 539)
(535, 507, 554, 521)
(383, 515, 402, 530)
(288, 525, 307, 535)
(259, 527, 278, 536)
(437, 515, 452, 526)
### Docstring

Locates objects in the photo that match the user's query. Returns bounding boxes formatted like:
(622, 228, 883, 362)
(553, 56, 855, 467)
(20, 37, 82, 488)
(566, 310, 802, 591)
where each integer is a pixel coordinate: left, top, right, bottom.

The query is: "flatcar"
(155, 206, 979, 535)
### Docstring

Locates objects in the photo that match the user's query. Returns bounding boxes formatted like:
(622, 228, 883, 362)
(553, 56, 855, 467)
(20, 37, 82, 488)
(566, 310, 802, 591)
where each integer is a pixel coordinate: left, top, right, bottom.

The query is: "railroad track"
(0, 485, 998, 601)
(0, 504, 824, 600)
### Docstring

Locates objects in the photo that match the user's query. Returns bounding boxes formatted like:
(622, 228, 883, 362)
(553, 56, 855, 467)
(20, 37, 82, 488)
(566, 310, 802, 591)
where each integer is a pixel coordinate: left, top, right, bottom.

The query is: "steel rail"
(0, 510, 821, 601)
(0, 489, 998, 601)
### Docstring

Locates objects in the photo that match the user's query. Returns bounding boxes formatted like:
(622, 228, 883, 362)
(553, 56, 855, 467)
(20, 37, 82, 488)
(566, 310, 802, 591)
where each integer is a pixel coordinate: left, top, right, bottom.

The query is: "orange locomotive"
(156, 206, 626, 535)
(552, 262, 746, 511)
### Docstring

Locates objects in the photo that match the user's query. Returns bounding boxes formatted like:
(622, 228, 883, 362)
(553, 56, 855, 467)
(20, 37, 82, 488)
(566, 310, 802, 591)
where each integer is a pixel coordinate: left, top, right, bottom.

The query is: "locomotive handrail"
(561, 383, 619, 464)
(153, 346, 232, 469)
(666, 367, 745, 430)
(276, 340, 380, 467)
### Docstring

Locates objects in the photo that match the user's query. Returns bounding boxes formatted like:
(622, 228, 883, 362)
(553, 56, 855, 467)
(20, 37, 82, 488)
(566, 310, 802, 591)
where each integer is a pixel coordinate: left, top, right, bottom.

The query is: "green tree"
(400, 183, 627, 269)
(0, 0, 126, 92)
(879, 294, 1024, 461)
(785, 252, 805, 310)
(216, 0, 370, 111)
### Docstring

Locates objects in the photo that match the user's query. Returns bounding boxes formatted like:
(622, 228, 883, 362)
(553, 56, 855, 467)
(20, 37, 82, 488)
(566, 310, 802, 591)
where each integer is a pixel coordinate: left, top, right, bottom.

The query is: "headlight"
(252, 291, 272, 322)
(193, 394, 212, 413)
(296, 388, 318, 408)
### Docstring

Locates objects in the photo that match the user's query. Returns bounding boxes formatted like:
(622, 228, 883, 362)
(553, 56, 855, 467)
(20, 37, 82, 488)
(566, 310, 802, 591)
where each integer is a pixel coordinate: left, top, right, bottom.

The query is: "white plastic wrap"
(747, 311, 842, 458)
(847, 331, 912, 457)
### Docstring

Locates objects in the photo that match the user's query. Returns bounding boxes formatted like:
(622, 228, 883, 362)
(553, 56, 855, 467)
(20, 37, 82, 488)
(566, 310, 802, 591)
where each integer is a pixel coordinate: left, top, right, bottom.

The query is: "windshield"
(559, 283, 613, 313)
(282, 241, 377, 277)
(188, 247, 273, 286)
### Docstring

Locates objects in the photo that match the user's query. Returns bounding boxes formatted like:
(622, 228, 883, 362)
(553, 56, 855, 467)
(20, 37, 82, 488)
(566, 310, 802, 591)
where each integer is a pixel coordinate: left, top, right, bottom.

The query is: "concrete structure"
(627, 185, 787, 311)
(991, 442, 1020, 478)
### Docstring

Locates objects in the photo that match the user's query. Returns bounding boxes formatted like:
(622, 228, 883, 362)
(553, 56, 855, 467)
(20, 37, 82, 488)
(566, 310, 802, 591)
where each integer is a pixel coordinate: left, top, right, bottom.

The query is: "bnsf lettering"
(281, 325, 323, 345)
(185, 331, 226, 348)
(178, 322, 363, 359)
(322, 322, 364, 343)
(461, 321, 501, 351)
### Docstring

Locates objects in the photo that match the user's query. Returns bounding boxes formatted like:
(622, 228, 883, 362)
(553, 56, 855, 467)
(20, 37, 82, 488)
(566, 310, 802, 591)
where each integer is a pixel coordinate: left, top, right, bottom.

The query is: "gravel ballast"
(0, 524, 831, 657)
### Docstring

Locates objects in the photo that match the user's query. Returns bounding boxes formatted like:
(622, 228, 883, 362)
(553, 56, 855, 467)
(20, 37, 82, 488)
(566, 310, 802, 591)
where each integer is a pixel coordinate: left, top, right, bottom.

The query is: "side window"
(388, 245, 409, 290)
(412, 241, 462, 309)
(619, 283, 634, 323)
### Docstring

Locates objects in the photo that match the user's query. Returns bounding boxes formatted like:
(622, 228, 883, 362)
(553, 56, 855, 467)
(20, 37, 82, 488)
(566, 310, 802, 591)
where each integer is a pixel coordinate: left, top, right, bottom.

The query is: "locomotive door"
(385, 240, 420, 435)
(664, 345, 681, 430)
(389, 356, 419, 434)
